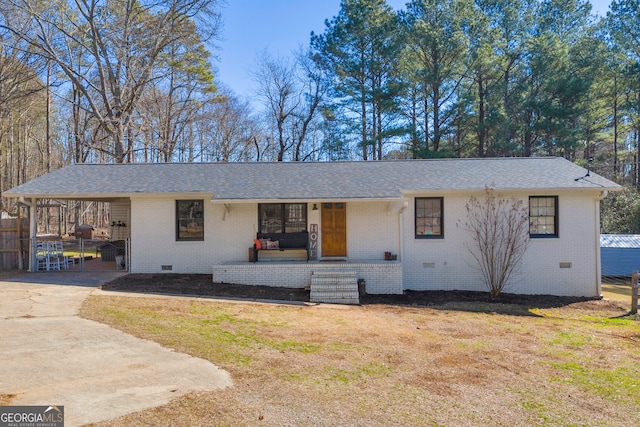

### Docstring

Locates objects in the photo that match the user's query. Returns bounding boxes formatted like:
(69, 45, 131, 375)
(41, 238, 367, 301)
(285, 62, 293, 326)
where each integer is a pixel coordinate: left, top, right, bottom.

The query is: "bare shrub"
(459, 186, 530, 297)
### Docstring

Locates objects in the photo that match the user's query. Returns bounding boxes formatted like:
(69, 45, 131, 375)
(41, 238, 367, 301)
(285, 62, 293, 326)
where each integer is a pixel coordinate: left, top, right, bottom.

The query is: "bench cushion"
(256, 232, 309, 249)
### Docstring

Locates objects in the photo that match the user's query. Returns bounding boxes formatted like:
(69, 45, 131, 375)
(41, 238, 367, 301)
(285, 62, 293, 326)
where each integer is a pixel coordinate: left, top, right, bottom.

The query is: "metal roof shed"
(600, 234, 640, 277)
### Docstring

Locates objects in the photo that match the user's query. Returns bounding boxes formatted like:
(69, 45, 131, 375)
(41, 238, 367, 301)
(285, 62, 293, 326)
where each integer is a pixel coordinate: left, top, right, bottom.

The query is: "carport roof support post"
(29, 197, 37, 272)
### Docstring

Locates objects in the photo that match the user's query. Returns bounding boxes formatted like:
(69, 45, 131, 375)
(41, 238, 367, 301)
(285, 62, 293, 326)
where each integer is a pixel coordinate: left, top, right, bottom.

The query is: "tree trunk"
(377, 103, 383, 160)
(114, 120, 127, 163)
(371, 88, 378, 160)
(423, 90, 429, 153)
(361, 85, 368, 161)
(410, 90, 418, 159)
(432, 85, 440, 152)
(46, 63, 51, 173)
(477, 72, 486, 157)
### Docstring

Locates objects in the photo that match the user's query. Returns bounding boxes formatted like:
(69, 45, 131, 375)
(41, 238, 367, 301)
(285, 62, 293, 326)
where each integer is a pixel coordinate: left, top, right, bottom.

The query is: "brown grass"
(80, 292, 640, 427)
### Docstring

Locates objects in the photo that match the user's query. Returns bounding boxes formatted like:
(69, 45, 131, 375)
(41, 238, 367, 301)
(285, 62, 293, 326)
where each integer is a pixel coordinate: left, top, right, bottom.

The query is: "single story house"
(600, 234, 640, 277)
(3, 157, 620, 302)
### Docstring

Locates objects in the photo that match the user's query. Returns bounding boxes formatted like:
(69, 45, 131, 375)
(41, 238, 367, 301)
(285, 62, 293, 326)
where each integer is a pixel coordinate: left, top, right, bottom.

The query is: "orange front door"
(321, 202, 347, 257)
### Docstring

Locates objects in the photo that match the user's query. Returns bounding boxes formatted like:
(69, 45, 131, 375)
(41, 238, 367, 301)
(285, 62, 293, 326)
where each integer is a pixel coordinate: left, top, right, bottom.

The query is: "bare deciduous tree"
(2, 0, 222, 163)
(253, 49, 326, 161)
(458, 186, 530, 297)
(190, 86, 259, 162)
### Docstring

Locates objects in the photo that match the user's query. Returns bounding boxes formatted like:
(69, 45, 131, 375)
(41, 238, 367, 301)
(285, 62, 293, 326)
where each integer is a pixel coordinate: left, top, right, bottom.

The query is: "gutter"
(209, 197, 404, 204)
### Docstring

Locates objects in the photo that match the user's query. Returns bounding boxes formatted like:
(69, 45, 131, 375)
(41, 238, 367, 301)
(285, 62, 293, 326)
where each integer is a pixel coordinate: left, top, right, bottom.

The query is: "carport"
(12, 196, 131, 273)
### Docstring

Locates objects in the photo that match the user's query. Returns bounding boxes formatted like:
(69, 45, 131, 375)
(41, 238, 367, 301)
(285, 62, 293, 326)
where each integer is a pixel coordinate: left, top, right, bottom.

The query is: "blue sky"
(216, 0, 612, 101)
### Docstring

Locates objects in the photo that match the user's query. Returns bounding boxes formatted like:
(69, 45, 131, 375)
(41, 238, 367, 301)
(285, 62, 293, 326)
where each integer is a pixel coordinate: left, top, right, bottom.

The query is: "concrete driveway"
(0, 272, 232, 426)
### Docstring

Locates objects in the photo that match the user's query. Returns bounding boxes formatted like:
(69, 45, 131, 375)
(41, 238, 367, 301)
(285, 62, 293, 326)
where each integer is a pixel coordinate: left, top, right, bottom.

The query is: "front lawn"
(80, 292, 639, 426)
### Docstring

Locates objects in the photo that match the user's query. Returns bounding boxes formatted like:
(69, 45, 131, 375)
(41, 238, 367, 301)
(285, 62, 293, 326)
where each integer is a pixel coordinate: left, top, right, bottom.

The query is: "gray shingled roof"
(3, 157, 620, 201)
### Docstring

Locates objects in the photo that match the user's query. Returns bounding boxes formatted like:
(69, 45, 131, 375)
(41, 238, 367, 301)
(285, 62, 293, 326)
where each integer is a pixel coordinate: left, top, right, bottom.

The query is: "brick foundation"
(212, 261, 402, 295)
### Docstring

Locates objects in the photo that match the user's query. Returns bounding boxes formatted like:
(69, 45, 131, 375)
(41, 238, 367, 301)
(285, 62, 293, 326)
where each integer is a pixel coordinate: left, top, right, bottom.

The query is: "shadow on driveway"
(3, 271, 129, 287)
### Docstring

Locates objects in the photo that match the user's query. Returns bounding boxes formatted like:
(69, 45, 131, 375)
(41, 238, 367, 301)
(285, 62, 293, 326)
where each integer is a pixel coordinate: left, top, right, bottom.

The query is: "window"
(529, 196, 558, 237)
(259, 203, 307, 233)
(415, 197, 443, 238)
(176, 200, 204, 241)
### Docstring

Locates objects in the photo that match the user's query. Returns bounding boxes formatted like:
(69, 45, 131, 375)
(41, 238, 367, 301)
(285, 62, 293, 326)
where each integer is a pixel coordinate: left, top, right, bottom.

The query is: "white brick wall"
(212, 261, 402, 294)
(130, 198, 258, 274)
(130, 191, 603, 297)
(130, 198, 401, 273)
(346, 202, 399, 259)
(401, 190, 602, 297)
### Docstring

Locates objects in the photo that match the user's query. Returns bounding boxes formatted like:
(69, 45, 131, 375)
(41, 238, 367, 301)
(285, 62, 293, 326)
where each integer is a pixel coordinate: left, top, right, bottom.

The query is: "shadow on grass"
(602, 282, 632, 298)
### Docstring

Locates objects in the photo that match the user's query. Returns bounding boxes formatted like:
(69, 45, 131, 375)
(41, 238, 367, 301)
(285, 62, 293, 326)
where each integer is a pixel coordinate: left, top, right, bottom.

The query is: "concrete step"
(311, 284, 359, 291)
(310, 269, 359, 305)
(312, 269, 358, 277)
(309, 298, 360, 305)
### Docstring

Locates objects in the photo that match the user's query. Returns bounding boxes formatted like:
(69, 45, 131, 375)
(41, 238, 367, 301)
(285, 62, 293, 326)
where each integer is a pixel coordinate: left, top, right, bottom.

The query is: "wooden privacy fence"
(0, 218, 29, 269)
(632, 271, 640, 314)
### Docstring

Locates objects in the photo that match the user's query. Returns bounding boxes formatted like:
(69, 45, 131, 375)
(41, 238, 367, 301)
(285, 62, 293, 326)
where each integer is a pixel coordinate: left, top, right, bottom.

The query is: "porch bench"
(254, 231, 309, 262)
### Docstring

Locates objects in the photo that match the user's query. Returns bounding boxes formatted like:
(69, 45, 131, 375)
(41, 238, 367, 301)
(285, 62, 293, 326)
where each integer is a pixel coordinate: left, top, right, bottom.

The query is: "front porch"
(212, 260, 403, 296)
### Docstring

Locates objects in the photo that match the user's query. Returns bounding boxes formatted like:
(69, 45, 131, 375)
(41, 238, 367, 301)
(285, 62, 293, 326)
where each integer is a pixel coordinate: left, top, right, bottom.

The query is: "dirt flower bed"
(84, 273, 640, 426)
(101, 273, 600, 309)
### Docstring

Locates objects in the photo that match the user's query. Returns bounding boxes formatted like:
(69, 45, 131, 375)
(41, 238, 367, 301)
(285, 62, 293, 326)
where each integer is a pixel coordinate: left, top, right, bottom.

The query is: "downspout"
(398, 201, 408, 255)
(594, 191, 608, 297)
(398, 201, 408, 291)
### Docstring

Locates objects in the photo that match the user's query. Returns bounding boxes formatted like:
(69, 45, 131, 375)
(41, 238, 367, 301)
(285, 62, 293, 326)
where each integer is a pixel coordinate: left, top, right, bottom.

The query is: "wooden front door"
(321, 202, 347, 257)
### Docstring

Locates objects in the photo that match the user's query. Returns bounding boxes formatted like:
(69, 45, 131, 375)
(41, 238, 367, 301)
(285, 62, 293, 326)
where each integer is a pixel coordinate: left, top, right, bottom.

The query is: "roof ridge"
(66, 157, 561, 166)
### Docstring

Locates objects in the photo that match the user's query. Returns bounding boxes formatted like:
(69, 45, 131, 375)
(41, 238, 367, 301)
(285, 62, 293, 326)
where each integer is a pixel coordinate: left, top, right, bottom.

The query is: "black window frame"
(175, 200, 205, 241)
(415, 197, 444, 239)
(529, 196, 558, 238)
(258, 203, 308, 234)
